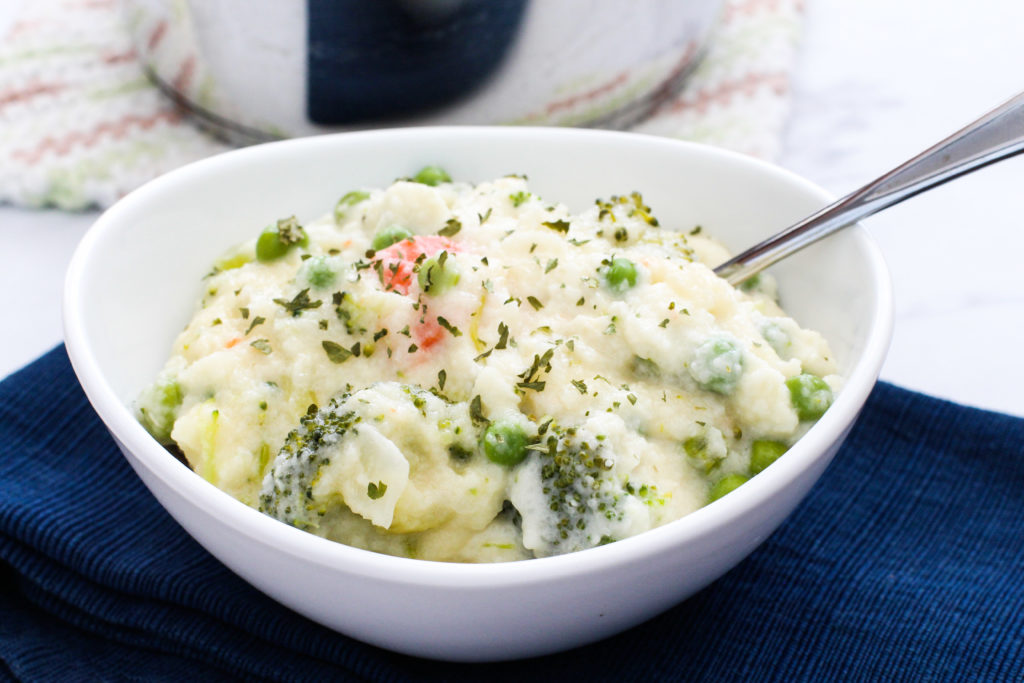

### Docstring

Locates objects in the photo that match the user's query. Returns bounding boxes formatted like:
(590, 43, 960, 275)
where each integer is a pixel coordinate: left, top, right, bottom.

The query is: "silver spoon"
(714, 91, 1024, 285)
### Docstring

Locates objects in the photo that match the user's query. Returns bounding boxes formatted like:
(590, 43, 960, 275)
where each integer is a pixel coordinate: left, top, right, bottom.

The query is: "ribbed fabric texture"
(1, 346, 1021, 681)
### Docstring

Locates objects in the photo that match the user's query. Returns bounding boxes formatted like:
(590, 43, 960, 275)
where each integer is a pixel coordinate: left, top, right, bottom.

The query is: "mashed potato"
(137, 169, 839, 562)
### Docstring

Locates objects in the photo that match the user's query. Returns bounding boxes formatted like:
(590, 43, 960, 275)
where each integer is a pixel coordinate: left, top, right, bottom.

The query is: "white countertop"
(3, 0, 1023, 417)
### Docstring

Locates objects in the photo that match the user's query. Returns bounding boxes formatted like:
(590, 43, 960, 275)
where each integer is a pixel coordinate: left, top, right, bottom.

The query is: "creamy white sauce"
(138, 175, 840, 562)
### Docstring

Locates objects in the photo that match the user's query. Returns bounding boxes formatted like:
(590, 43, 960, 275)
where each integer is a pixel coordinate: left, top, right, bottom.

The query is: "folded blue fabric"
(1, 346, 1021, 682)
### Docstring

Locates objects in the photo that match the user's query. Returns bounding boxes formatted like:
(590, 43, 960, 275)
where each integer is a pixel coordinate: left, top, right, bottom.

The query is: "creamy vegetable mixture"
(138, 167, 840, 562)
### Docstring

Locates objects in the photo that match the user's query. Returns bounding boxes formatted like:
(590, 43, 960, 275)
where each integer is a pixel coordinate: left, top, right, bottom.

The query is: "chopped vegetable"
(301, 256, 338, 289)
(481, 421, 529, 466)
(334, 190, 370, 224)
(601, 257, 638, 293)
(689, 337, 743, 395)
(371, 235, 460, 295)
(683, 427, 727, 474)
(418, 252, 460, 295)
(142, 171, 841, 563)
(137, 378, 182, 445)
(750, 440, 788, 474)
(509, 424, 646, 556)
(787, 373, 834, 421)
(372, 225, 413, 251)
(256, 216, 308, 262)
(412, 165, 451, 186)
(709, 473, 748, 503)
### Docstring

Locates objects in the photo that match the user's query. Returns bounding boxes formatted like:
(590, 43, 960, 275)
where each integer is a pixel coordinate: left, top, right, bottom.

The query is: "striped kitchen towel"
(2, 346, 1021, 680)
(0, 0, 804, 210)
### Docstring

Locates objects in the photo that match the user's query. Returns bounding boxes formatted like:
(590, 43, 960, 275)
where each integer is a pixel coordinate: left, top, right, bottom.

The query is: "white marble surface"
(782, 0, 1024, 417)
(2, 0, 1023, 417)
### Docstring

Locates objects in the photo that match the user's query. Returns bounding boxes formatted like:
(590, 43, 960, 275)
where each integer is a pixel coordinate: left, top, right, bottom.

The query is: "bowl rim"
(63, 125, 893, 587)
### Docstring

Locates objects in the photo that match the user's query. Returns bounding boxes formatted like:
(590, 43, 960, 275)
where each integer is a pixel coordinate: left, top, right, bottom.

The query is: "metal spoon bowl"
(715, 91, 1024, 285)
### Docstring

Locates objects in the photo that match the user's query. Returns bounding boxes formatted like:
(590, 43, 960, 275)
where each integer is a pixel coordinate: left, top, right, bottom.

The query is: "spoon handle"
(714, 91, 1024, 284)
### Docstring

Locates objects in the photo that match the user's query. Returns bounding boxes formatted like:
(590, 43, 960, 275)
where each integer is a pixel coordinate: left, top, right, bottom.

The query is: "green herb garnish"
(250, 339, 272, 354)
(438, 217, 462, 237)
(274, 288, 322, 317)
(367, 481, 388, 500)
(245, 316, 266, 335)
(322, 340, 353, 363)
(470, 395, 490, 426)
(495, 322, 510, 350)
(543, 219, 570, 234)
(437, 316, 462, 337)
(517, 348, 554, 393)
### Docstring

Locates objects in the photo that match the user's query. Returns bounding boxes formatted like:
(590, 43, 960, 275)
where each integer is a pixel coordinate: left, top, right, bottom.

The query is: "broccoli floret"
(258, 394, 358, 530)
(508, 424, 649, 557)
(259, 382, 483, 533)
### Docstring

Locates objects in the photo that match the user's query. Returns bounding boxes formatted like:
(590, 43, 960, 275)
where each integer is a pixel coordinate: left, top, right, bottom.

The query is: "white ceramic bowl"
(63, 127, 892, 662)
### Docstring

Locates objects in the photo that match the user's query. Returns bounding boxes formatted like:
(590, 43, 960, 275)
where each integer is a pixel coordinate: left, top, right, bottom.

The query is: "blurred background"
(1, 0, 1022, 416)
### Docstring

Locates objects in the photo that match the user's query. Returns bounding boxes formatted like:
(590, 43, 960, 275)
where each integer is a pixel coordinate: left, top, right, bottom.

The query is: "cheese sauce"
(138, 172, 839, 562)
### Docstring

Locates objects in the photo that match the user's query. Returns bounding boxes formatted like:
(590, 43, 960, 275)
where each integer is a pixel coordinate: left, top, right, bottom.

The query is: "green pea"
(602, 257, 638, 293)
(302, 256, 337, 289)
(750, 439, 787, 474)
(255, 217, 308, 262)
(412, 165, 452, 186)
(256, 227, 289, 261)
(786, 373, 833, 421)
(481, 421, 529, 466)
(688, 337, 744, 395)
(708, 473, 749, 503)
(334, 190, 370, 224)
(371, 225, 413, 251)
(417, 252, 459, 295)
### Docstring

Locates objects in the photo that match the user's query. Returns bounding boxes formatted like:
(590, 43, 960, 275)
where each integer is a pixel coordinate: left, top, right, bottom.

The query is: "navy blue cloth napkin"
(1, 346, 1021, 682)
